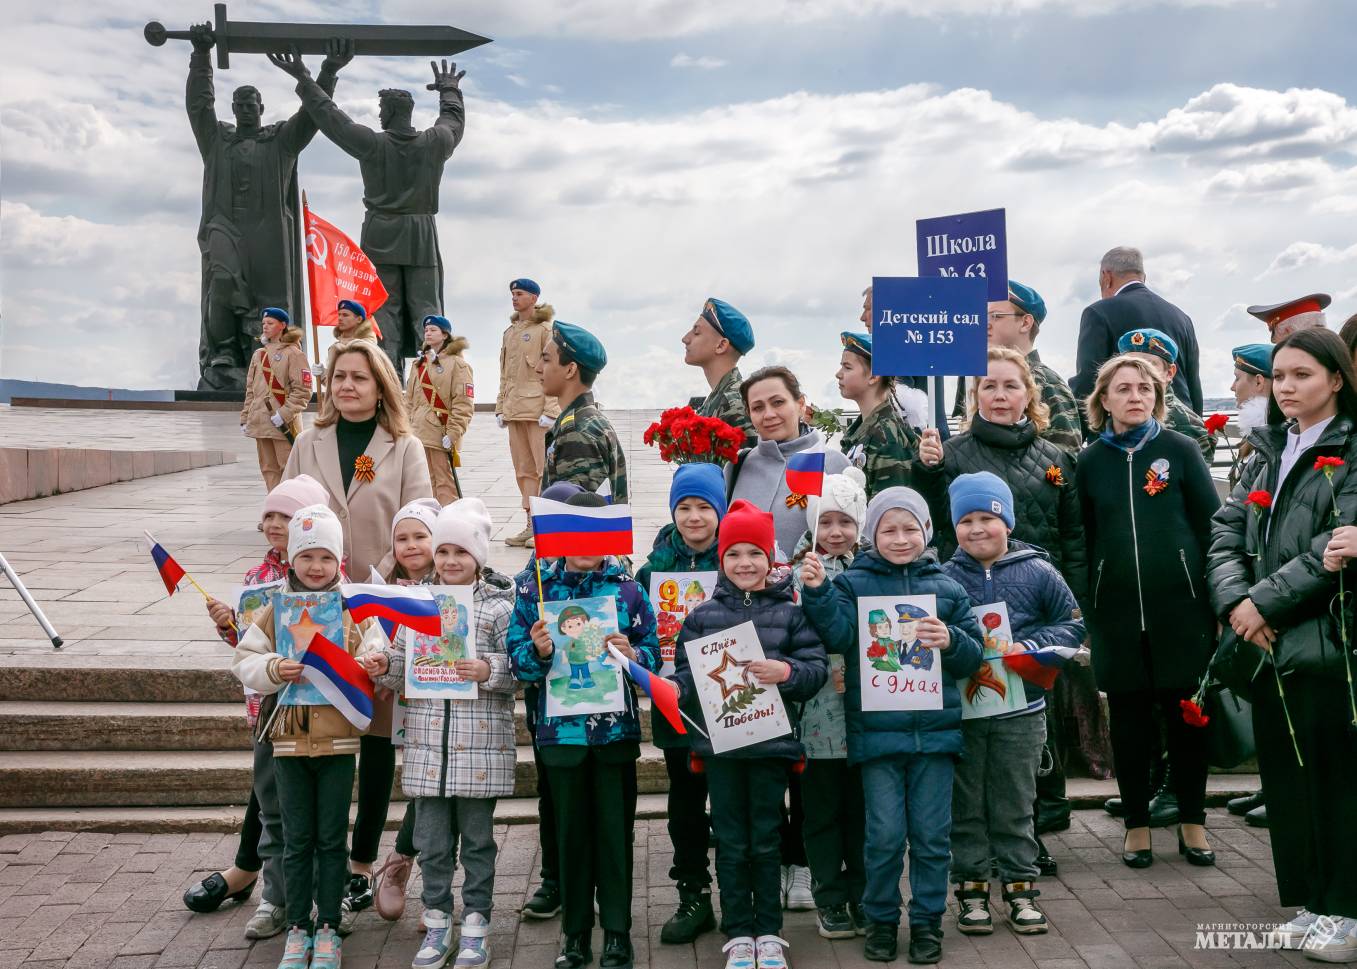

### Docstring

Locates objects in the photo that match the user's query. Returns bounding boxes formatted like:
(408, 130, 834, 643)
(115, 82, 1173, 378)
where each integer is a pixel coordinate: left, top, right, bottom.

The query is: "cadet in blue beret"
(337, 299, 366, 320)
(1229, 343, 1274, 488)
(1117, 327, 1213, 459)
(422, 314, 453, 334)
(1232, 343, 1271, 380)
(538, 322, 628, 503)
(261, 306, 290, 325)
(510, 278, 542, 297)
(836, 330, 921, 498)
(683, 297, 756, 447)
(334, 299, 376, 343)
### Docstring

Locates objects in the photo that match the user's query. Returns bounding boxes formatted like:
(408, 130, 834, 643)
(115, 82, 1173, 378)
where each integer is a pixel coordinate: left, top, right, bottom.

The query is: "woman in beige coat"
(280, 336, 430, 922)
(404, 315, 474, 504)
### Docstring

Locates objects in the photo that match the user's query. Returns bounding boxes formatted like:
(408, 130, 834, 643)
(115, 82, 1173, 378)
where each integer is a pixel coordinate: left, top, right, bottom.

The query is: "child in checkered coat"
(363, 498, 515, 969)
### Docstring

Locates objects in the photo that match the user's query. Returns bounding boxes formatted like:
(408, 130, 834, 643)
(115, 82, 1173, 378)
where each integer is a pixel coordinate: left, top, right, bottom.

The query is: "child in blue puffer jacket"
(940, 472, 1084, 941)
(800, 487, 982, 966)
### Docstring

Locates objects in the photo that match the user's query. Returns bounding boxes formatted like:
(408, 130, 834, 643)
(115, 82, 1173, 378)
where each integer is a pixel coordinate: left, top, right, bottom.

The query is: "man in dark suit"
(1070, 247, 1203, 414)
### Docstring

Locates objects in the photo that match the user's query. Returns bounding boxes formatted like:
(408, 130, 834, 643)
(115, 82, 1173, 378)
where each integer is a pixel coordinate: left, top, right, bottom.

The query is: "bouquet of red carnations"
(643, 406, 745, 466)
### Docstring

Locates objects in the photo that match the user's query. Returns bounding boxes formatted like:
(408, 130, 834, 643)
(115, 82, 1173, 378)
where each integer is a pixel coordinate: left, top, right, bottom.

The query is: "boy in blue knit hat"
(940, 471, 1084, 939)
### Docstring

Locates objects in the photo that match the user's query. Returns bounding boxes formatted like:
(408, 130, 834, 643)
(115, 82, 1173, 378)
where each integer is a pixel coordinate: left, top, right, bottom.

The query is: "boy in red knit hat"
(672, 500, 827, 969)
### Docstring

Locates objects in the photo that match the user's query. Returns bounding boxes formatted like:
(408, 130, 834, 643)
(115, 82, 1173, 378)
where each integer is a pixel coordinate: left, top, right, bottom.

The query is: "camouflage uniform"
(696, 365, 754, 448)
(543, 391, 629, 502)
(839, 398, 920, 498)
(1026, 349, 1083, 454)
(1165, 389, 1214, 462)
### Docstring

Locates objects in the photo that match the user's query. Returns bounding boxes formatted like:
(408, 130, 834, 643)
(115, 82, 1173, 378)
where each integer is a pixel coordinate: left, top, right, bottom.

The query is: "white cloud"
(1259, 241, 1357, 279)
(670, 53, 727, 70)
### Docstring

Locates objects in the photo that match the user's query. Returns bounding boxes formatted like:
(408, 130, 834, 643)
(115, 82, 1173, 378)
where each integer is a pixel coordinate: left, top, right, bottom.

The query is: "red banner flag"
(304, 199, 388, 334)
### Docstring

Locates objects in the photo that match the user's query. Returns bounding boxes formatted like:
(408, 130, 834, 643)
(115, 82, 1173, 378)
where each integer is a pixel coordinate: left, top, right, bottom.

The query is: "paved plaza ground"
(0, 405, 1299, 967)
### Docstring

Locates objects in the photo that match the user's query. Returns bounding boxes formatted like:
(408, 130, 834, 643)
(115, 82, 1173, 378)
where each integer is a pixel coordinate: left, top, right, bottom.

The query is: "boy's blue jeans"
(860, 752, 954, 928)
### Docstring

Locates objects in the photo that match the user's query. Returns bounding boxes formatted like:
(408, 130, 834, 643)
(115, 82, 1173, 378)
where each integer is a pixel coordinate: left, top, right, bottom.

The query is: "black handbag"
(1203, 686, 1256, 769)
(1206, 628, 1266, 701)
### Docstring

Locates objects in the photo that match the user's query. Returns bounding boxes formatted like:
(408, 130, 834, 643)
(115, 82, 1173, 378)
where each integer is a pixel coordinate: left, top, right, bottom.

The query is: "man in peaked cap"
(1248, 293, 1331, 344)
(682, 297, 756, 448)
(1117, 328, 1213, 461)
(499, 278, 561, 547)
(538, 322, 628, 503)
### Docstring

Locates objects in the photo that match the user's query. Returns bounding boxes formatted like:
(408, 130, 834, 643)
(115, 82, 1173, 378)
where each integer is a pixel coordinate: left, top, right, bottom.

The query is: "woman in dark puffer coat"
(1207, 327, 1357, 952)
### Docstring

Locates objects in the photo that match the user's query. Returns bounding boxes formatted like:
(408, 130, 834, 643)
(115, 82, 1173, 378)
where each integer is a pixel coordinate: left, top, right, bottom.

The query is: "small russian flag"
(146, 533, 186, 595)
(1003, 644, 1080, 690)
(530, 497, 633, 558)
(340, 584, 441, 637)
(298, 632, 375, 730)
(785, 450, 826, 497)
(607, 644, 696, 737)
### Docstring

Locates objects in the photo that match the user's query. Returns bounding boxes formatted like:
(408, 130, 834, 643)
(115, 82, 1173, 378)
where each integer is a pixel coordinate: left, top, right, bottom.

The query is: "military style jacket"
(1026, 349, 1083, 454)
(496, 304, 561, 422)
(544, 392, 629, 502)
(1166, 389, 1214, 462)
(404, 337, 474, 452)
(839, 398, 921, 499)
(697, 366, 754, 448)
(242, 329, 310, 441)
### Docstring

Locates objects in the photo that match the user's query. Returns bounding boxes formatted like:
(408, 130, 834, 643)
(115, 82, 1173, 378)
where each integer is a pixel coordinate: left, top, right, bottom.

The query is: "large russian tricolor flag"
(340, 584, 441, 637)
(298, 633, 375, 730)
(530, 496, 633, 558)
(1003, 644, 1080, 690)
(785, 450, 826, 497)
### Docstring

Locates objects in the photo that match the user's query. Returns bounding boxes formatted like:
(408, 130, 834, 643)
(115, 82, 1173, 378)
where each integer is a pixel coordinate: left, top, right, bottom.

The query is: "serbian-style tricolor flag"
(530, 496, 633, 558)
(298, 633, 375, 730)
(1003, 644, 1081, 690)
(303, 195, 387, 338)
(340, 584, 440, 637)
(146, 533, 186, 595)
(608, 644, 698, 737)
(785, 450, 826, 497)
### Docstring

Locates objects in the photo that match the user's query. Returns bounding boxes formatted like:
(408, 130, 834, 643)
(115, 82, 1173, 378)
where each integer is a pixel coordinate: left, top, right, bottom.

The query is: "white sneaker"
(1279, 910, 1323, 949)
(723, 936, 756, 969)
(1304, 916, 1357, 963)
(755, 934, 790, 969)
(244, 900, 287, 940)
(785, 866, 814, 911)
(453, 912, 491, 968)
(412, 910, 453, 969)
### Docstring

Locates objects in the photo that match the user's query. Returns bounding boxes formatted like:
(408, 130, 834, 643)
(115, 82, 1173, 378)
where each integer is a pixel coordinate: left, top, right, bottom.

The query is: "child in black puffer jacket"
(673, 500, 828, 969)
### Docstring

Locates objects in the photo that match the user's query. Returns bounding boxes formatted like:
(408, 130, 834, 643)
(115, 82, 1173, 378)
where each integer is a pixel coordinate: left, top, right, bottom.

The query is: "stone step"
(2, 656, 240, 703)
(0, 743, 672, 808)
(0, 698, 654, 751)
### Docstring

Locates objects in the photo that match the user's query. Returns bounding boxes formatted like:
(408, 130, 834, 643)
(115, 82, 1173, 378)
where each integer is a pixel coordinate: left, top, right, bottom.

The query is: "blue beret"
(700, 298, 755, 354)
(1007, 280, 1046, 324)
(553, 321, 607, 373)
(337, 299, 367, 320)
(510, 278, 541, 296)
(1232, 343, 1272, 378)
(261, 307, 290, 325)
(422, 315, 453, 334)
(841, 331, 872, 359)
(1118, 327, 1179, 365)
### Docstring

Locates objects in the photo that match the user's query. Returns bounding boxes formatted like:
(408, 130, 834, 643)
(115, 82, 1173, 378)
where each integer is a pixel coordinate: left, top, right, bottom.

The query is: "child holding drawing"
(232, 504, 386, 969)
(507, 491, 660, 969)
(800, 487, 982, 966)
(672, 500, 828, 969)
(940, 472, 1083, 938)
(363, 498, 515, 969)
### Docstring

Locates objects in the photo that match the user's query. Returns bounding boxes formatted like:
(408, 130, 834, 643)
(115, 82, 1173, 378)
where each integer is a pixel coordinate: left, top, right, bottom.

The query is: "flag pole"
(678, 708, 710, 741)
(302, 191, 321, 367)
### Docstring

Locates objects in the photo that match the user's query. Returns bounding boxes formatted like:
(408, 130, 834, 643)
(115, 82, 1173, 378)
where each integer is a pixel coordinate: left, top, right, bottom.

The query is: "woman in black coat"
(1076, 355, 1220, 868)
(1208, 327, 1357, 950)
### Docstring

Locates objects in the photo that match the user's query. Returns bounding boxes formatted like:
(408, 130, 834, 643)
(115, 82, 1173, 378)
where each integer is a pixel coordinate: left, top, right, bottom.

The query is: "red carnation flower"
(1204, 413, 1229, 434)
(1180, 698, 1210, 728)
(982, 612, 1002, 631)
(1315, 456, 1346, 471)
(1245, 490, 1273, 509)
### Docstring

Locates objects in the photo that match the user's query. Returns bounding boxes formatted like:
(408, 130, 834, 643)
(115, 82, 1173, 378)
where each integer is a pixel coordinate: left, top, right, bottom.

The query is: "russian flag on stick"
(785, 450, 826, 497)
(530, 497, 633, 558)
(1003, 644, 1081, 690)
(298, 633, 375, 730)
(340, 584, 440, 637)
(607, 644, 707, 739)
(146, 536, 186, 595)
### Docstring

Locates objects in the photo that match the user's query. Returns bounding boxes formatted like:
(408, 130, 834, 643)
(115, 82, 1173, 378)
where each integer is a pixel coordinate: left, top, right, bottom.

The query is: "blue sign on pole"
(870, 276, 988, 378)
(915, 207, 1008, 302)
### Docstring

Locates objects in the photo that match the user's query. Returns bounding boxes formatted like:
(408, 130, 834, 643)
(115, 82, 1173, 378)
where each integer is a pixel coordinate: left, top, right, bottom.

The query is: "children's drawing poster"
(650, 571, 719, 676)
(543, 596, 626, 718)
(684, 620, 792, 754)
(235, 581, 284, 696)
(858, 594, 942, 712)
(403, 585, 478, 700)
(274, 590, 344, 707)
(959, 601, 1028, 720)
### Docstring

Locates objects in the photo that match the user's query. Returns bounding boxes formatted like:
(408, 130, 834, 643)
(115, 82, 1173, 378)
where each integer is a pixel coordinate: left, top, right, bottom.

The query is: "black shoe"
(1035, 837, 1058, 877)
(1244, 804, 1269, 829)
(660, 887, 715, 944)
(864, 923, 898, 962)
(554, 932, 592, 969)
(524, 881, 562, 919)
(344, 873, 373, 912)
(1121, 832, 1154, 869)
(1148, 789, 1180, 828)
(850, 902, 867, 936)
(183, 871, 256, 913)
(1034, 797, 1071, 834)
(1177, 827, 1216, 867)
(600, 931, 633, 969)
(1104, 797, 1126, 818)
(1226, 791, 1265, 816)
(907, 923, 943, 965)
(817, 903, 856, 939)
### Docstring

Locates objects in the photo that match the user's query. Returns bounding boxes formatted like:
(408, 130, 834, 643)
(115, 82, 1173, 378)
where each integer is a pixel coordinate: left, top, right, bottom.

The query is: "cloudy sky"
(3, 0, 1355, 408)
